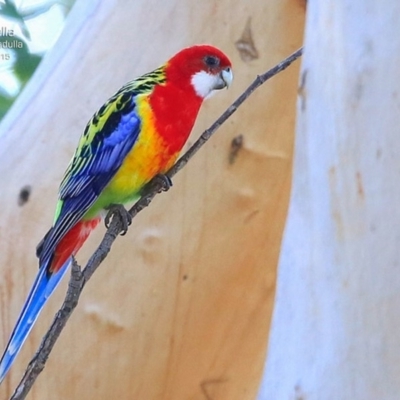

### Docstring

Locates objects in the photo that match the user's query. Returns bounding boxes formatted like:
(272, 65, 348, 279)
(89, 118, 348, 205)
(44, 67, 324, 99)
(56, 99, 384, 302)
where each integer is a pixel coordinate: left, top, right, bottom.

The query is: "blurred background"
(0, 0, 74, 119)
(0, 1, 304, 399)
(1, 2, 398, 399)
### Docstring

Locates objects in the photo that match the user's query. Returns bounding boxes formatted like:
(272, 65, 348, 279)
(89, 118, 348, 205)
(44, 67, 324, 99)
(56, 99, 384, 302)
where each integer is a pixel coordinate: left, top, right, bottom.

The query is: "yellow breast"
(102, 97, 177, 203)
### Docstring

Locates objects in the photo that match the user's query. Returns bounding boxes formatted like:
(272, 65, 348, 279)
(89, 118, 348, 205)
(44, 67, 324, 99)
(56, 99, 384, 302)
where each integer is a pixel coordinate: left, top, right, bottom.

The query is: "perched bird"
(0, 44, 232, 383)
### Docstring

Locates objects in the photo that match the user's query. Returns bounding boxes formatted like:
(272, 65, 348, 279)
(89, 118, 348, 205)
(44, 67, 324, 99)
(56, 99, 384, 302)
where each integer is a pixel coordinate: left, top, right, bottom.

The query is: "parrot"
(0, 44, 232, 383)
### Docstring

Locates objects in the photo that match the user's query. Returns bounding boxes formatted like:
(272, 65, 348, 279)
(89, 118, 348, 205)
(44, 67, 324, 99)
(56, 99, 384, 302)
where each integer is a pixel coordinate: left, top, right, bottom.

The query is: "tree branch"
(10, 46, 303, 400)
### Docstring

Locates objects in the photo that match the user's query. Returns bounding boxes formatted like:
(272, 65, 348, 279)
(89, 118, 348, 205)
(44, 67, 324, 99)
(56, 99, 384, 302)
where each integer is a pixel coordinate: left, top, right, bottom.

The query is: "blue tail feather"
(0, 258, 71, 383)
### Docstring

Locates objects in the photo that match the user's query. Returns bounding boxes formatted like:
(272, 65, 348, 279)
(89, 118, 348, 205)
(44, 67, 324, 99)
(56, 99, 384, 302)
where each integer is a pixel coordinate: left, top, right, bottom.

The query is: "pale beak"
(221, 67, 233, 88)
(214, 67, 233, 90)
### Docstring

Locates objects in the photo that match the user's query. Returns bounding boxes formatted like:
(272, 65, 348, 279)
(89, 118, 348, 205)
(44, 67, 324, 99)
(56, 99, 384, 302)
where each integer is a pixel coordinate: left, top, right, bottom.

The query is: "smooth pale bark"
(0, 1, 303, 399)
(258, 1, 400, 399)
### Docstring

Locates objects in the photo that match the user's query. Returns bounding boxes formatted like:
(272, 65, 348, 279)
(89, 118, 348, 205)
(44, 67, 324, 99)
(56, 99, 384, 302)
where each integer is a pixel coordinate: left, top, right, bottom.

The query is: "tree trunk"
(0, 1, 304, 398)
(258, 1, 400, 399)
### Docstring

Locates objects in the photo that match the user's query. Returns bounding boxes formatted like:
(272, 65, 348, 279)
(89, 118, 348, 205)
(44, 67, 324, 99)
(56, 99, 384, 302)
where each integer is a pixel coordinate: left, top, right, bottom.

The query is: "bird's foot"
(105, 204, 132, 236)
(150, 174, 173, 193)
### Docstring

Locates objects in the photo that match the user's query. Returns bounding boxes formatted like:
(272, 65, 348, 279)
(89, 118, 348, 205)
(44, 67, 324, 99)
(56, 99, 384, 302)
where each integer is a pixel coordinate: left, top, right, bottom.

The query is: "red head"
(149, 45, 233, 155)
(164, 45, 233, 100)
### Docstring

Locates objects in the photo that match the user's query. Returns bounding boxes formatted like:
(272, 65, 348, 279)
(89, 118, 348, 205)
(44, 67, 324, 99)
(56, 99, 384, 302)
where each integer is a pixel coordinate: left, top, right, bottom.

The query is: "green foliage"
(0, 0, 30, 39)
(0, 0, 75, 120)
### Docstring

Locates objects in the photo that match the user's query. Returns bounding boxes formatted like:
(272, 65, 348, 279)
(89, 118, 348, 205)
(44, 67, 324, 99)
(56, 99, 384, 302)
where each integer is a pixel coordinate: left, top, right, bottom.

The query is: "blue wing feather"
(1, 103, 142, 381)
(38, 93, 141, 265)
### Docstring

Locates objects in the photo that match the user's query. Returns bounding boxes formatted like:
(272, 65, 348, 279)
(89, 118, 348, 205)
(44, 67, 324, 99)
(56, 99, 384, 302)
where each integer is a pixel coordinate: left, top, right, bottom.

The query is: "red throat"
(147, 45, 231, 154)
(149, 81, 203, 154)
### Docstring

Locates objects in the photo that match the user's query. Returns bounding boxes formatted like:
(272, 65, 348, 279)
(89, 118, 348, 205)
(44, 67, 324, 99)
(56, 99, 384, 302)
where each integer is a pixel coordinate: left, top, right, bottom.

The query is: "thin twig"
(10, 47, 303, 399)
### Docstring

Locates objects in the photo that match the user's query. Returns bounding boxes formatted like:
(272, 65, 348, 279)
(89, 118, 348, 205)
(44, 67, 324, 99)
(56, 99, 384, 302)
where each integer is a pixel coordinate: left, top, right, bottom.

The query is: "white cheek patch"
(191, 70, 219, 99)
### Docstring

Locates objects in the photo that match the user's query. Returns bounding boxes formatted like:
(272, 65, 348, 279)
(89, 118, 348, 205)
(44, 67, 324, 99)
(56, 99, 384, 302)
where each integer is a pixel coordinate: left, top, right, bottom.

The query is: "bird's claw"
(105, 204, 132, 235)
(152, 174, 173, 193)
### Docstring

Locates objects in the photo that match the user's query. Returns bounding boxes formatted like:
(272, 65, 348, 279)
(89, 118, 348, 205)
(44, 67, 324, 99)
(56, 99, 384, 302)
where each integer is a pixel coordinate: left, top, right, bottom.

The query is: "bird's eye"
(204, 55, 220, 68)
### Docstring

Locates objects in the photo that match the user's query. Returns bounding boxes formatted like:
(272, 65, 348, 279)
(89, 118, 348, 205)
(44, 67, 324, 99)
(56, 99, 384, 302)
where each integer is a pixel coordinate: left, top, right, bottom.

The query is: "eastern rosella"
(0, 45, 232, 383)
